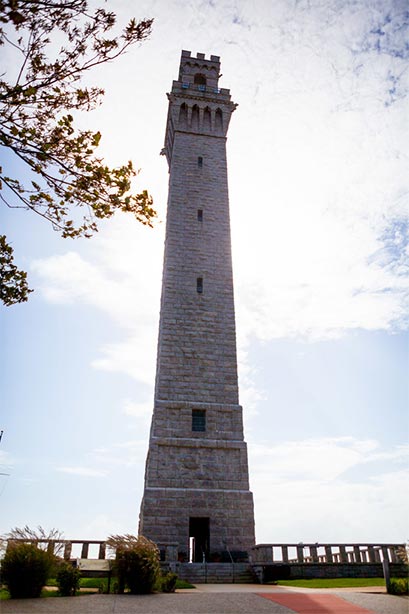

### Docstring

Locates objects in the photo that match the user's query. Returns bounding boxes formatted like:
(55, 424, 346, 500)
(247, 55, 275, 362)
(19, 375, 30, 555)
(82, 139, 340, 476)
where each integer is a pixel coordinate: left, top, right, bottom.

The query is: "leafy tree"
(0, 234, 32, 305)
(0, 0, 155, 306)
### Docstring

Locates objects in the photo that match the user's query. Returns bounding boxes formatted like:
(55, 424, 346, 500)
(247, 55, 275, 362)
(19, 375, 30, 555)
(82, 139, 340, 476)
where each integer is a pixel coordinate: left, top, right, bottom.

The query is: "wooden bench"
(76, 558, 113, 592)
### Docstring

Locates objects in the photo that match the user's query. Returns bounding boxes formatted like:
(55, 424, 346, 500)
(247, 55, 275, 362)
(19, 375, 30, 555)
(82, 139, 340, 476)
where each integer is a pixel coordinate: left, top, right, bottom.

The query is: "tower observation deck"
(139, 50, 255, 562)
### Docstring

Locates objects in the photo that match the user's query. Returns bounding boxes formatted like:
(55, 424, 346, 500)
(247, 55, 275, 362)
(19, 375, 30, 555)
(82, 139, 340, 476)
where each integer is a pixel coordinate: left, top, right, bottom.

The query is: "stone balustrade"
(7, 539, 109, 560)
(8, 538, 405, 569)
(252, 543, 404, 565)
(7, 539, 189, 564)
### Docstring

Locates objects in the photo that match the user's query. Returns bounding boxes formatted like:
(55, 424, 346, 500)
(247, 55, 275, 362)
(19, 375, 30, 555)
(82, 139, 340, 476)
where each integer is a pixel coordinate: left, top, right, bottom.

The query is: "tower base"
(140, 487, 255, 561)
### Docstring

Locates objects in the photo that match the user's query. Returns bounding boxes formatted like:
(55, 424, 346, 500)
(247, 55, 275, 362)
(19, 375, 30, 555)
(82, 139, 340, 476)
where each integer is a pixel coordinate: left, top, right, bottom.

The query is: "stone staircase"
(173, 562, 257, 584)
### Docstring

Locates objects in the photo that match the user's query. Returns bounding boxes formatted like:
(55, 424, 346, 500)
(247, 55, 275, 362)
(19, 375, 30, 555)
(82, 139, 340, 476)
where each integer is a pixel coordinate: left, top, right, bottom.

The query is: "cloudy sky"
(1, 0, 408, 547)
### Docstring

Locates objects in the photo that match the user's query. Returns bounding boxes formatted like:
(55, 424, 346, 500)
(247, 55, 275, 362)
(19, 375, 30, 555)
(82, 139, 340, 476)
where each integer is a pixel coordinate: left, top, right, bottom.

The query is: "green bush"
(160, 572, 178, 593)
(2, 542, 54, 598)
(55, 561, 81, 596)
(388, 577, 409, 595)
(108, 534, 161, 594)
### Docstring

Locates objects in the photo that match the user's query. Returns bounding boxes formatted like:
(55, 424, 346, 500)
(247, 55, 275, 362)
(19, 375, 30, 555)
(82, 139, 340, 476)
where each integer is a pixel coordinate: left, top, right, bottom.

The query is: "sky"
(1, 0, 408, 549)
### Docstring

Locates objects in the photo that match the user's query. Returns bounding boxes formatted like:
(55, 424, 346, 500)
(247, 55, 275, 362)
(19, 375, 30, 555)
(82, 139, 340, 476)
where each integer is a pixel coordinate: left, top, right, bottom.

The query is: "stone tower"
(139, 50, 255, 561)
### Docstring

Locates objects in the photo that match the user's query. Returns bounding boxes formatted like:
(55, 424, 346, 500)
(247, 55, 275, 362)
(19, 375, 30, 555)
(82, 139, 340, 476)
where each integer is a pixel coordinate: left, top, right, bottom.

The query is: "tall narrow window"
(203, 107, 211, 131)
(179, 103, 188, 127)
(197, 209, 203, 222)
(192, 409, 206, 432)
(191, 105, 199, 130)
(215, 108, 223, 133)
(196, 277, 203, 293)
(198, 156, 203, 167)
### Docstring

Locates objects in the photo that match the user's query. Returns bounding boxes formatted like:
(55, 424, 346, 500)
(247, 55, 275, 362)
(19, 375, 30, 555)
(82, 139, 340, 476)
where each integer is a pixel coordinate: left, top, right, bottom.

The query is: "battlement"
(178, 50, 222, 90)
(181, 49, 220, 64)
(163, 50, 236, 165)
(182, 49, 220, 65)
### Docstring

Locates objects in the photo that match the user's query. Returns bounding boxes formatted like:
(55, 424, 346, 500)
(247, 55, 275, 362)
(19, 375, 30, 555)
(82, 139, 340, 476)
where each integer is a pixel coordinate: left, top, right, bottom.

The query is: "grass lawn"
(45, 577, 106, 592)
(275, 578, 385, 589)
(0, 588, 96, 600)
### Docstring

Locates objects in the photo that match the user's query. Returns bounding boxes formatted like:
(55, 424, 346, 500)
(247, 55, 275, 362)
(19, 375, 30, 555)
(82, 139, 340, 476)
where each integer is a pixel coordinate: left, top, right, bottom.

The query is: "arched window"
(191, 105, 199, 130)
(179, 103, 188, 127)
(203, 107, 211, 131)
(194, 74, 206, 85)
(215, 108, 223, 132)
(194, 73, 206, 92)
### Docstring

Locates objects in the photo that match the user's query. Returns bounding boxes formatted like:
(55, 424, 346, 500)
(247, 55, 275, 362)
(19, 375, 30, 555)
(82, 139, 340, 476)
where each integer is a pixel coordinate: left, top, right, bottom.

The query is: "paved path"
(2, 585, 407, 614)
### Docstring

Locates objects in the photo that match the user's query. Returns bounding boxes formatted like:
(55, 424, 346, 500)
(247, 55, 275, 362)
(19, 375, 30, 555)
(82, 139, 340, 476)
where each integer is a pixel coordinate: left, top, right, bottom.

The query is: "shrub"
(2, 542, 54, 598)
(160, 572, 178, 593)
(107, 534, 161, 594)
(388, 577, 409, 595)
(55, 561, 81, 596)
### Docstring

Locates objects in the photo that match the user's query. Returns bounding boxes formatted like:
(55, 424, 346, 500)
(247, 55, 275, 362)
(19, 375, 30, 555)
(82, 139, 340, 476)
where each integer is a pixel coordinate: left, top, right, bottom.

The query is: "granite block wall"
(139, 51, 255, 557)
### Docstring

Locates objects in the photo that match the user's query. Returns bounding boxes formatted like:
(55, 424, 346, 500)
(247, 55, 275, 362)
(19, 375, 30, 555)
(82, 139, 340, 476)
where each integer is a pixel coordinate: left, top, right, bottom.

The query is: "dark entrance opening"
(189, 517, 209, 562)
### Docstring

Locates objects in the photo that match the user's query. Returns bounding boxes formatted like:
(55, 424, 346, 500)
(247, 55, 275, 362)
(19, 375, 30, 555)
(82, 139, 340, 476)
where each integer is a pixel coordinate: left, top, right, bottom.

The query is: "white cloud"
(227, 0, 408, 344)
(56, 466, 107, 478)
(32, 215, 162, 384)
(0, 449, 13, 467)
(30, 252, 103, 305)
(250, 437, 379, 482)
(250, 437, 409, 542)
(55, 437, 150, 482)
(122, 399, 153, 420)
(31, 217, 163, 328)
(31, 1, 408, 360)
(254, 469, 409, 543)
(80, 514, 120, 543)
(366, 444, 409, 464)
(89, 439, 149, 469)
(91, 333, 156, 385)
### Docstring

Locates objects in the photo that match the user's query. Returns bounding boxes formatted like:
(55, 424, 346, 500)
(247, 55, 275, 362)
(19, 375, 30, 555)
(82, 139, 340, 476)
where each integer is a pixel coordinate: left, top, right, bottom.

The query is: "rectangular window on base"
(197, 277, 203, 293)
(198, 156, 203, 167)
(192, 409, 206, 432)
(197, 209, 203, 222)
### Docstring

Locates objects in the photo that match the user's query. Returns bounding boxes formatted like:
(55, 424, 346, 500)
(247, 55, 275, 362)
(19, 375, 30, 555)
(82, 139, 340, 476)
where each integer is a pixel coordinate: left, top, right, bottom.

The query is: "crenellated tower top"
(163, 50, 237, 166)
(178, 50, 221, 88)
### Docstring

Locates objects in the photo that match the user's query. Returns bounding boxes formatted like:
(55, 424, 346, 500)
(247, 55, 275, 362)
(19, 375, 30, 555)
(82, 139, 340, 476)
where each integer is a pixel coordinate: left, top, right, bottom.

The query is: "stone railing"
(252, 543, 404, 564)
(8, 539, 405, 568)
(6, 538, 182, 565)
(7, 539, 109, 560)
(7, 539, 183, 563)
